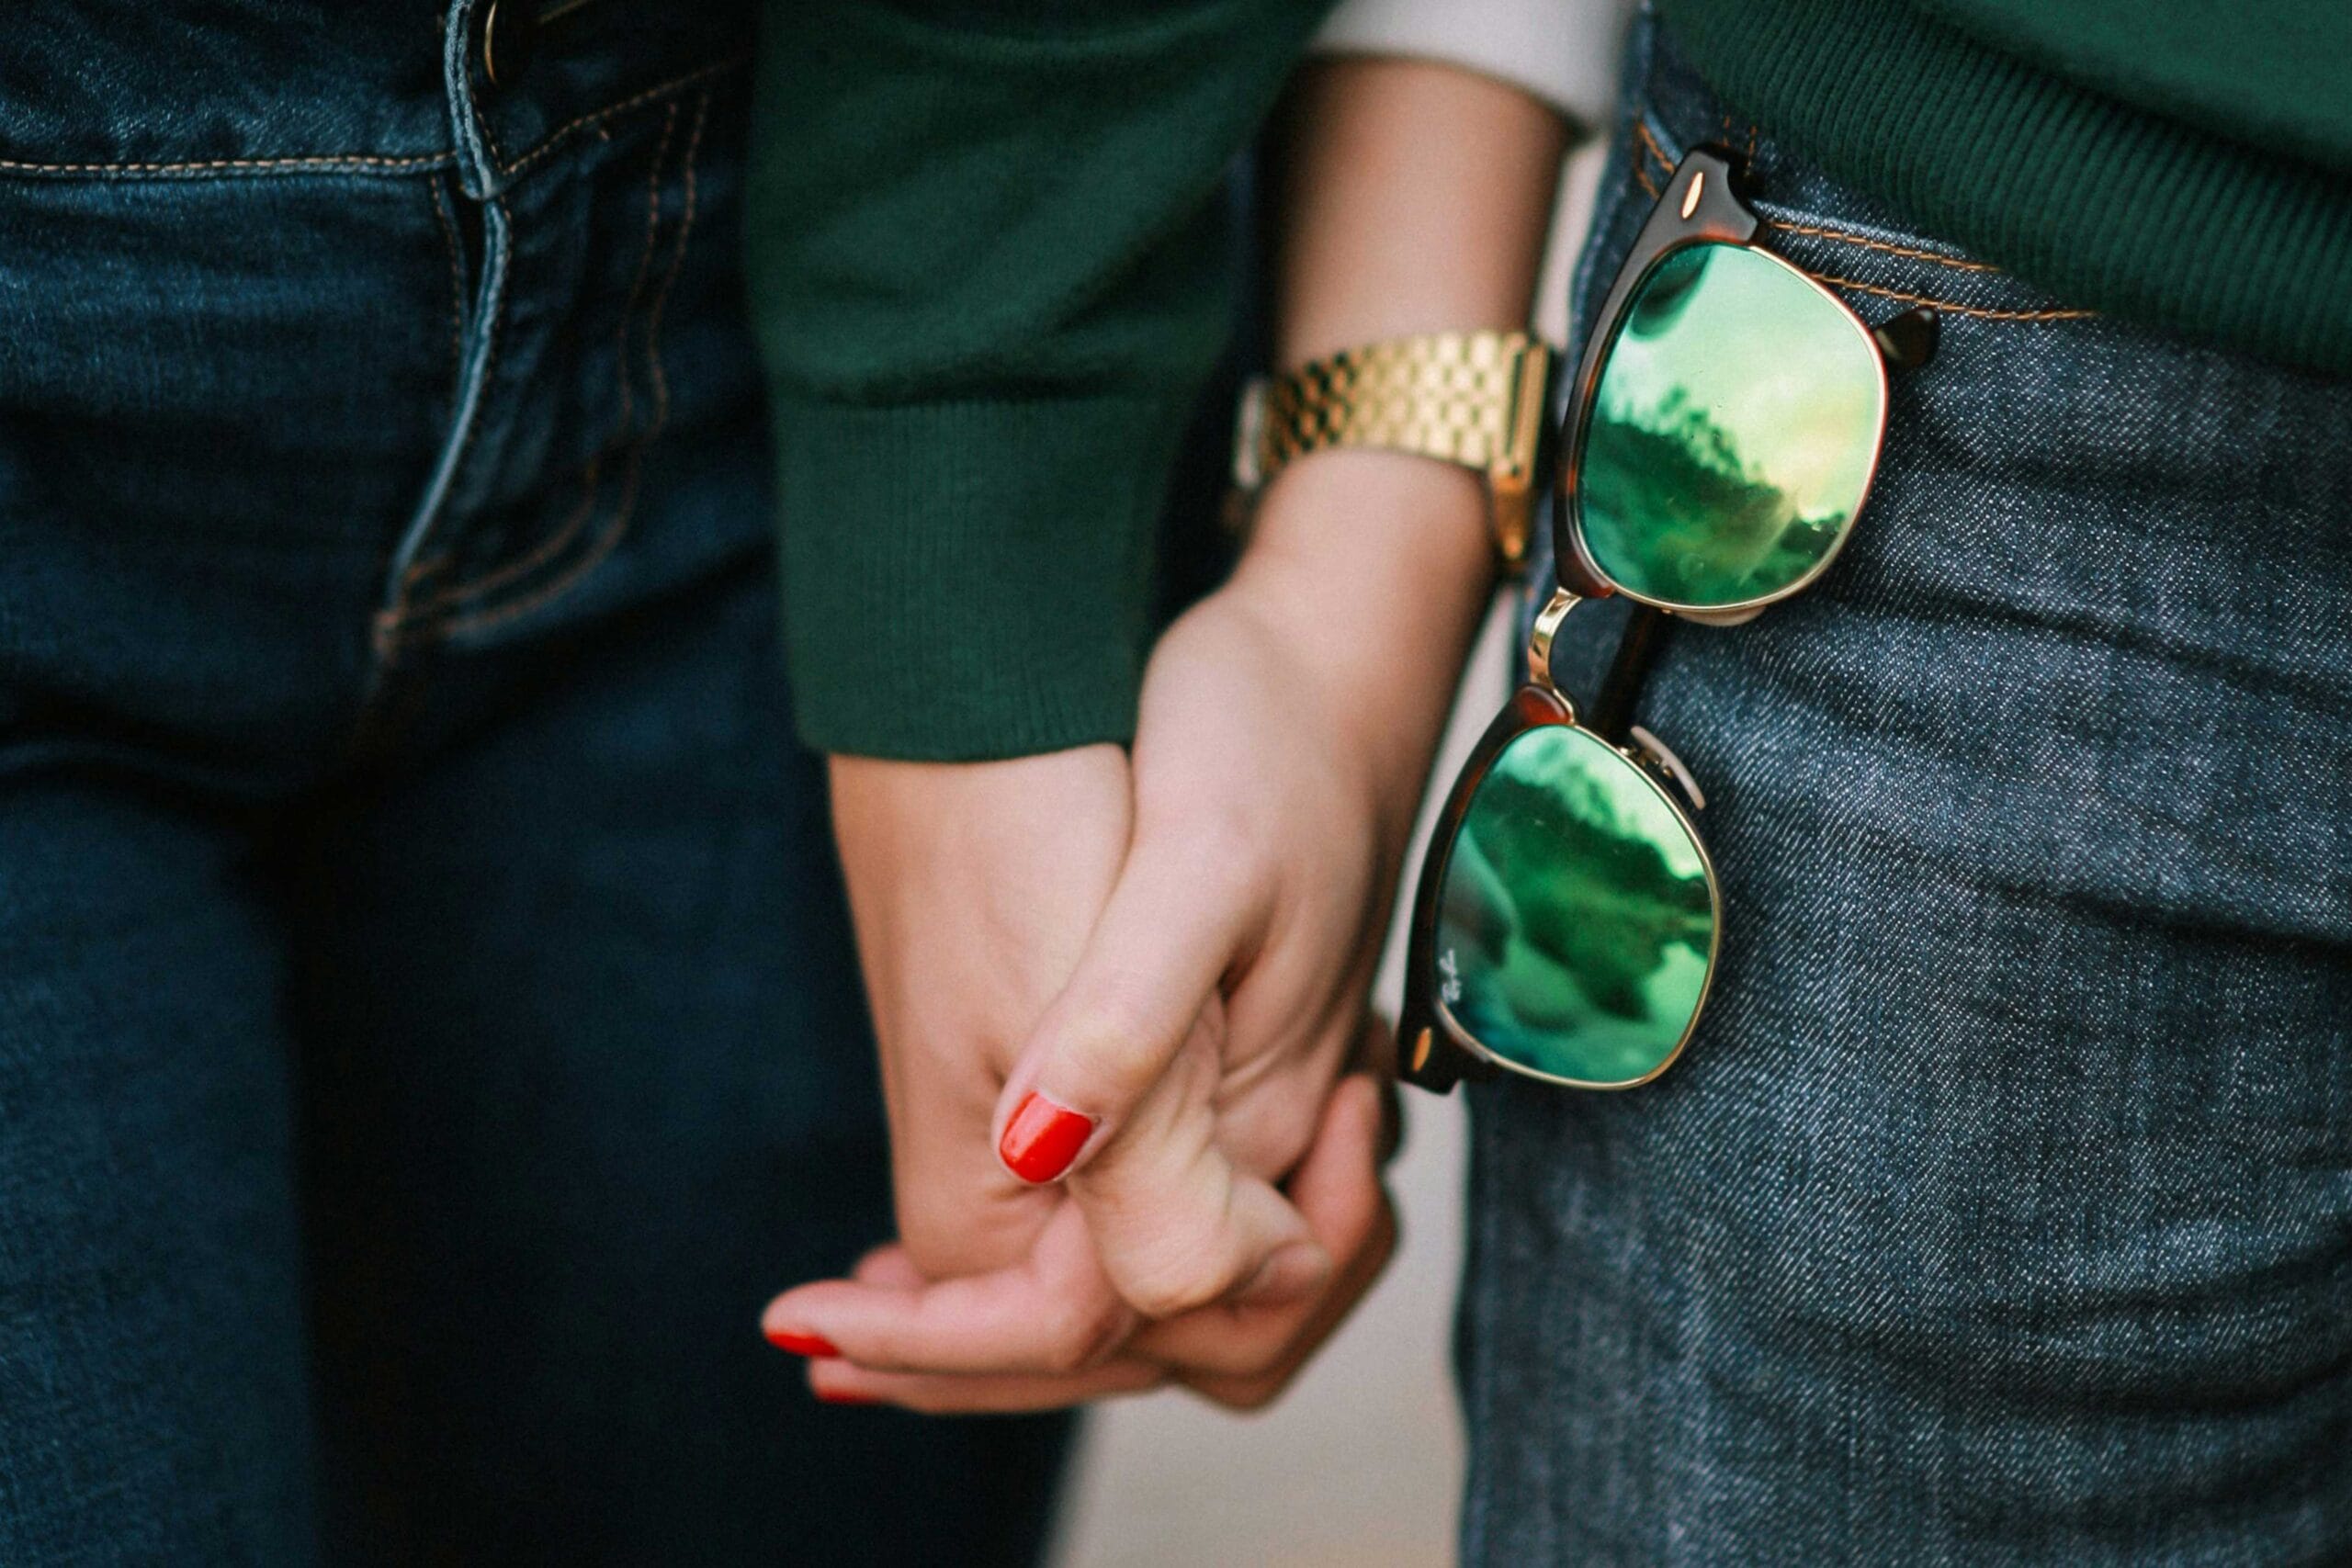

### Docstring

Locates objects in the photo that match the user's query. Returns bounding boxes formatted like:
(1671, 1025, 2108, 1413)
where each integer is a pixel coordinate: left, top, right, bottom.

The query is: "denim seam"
(0, 62, 735, 189)
(1805, 271, 2096, 323)
(637, 90, 707, 437)
(425, 176, 467, 417)
(1630, 115, 2097, 323)
(1631, 120, 1666, 198)
(400, 97, 683, 620)
(1634, 119, 1670, 186)
(1763, 219, 2004, 275)
(0, 151, 452, 179)
(370, 184, 512, 665)
(440, 87, 709, 639)
(495, 55, 743, 184)
(401, 178, 469, 595)
(1717, 111, 1760, 166)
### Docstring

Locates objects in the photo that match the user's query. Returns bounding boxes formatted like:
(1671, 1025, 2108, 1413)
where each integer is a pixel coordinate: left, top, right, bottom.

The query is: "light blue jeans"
(1464, 18, 2352, 1564)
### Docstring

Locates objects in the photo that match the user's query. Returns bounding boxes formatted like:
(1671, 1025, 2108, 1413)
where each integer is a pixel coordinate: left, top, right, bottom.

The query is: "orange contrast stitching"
(1808, 271, 2096, 322)
(476, 107, 510, 177)
(498, 56, 742, 181)
(1763, 219, 2004, 274)
(443, 89, 710, 639)
(0, 151, 448, 176)
(1633, 119, 1673, 180)
(1622, 118, 2082, 319)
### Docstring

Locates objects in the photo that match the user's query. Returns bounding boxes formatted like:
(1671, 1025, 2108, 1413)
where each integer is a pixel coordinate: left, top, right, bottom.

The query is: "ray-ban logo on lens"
(1439, 949, 1463, 1006)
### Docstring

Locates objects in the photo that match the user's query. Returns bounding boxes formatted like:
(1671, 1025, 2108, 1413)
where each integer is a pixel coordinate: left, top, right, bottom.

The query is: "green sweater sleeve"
(745, 1, 1330, 761)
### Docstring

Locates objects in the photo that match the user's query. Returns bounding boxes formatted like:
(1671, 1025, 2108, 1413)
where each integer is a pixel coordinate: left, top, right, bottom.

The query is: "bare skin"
(770, 56, 1569, 1410)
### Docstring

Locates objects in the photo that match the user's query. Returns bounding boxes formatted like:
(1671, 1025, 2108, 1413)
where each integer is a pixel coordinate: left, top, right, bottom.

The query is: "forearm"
(1235, 57, 1568, 819)
(1270, 57, 1567, 367)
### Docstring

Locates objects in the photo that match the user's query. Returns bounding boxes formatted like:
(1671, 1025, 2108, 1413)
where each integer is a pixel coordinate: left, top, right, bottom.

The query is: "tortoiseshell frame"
(1398, 606, 1716, 1094)
(1400, 147, 1934, 1095)
(1551, 146, 1900, 614)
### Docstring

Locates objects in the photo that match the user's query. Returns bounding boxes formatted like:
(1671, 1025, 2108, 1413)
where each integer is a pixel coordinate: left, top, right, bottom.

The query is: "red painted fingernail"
(999, 1091, 1097, 1184)
(815, 1387, 876, 1406)
(765, 1327, 840, 1359)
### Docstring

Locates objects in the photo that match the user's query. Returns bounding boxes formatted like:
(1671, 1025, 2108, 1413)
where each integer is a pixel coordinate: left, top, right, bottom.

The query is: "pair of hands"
(763, 454, 1497, 1413)
(763, 53, 1567, 1412)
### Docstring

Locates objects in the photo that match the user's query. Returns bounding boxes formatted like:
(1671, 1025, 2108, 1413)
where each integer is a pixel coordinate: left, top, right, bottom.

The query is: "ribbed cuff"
(773, 393, 1193, 761)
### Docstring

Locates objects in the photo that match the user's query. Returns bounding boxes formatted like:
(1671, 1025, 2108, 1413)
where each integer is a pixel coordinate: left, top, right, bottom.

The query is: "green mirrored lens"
(1434, 724, 1715, 1086)
(1577, 242, 1883, 608)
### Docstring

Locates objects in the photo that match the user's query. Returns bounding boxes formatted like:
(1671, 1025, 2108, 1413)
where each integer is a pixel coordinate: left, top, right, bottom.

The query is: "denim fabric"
(0, 5, 1069, 1562)
(1463, 17, 2352, 1565)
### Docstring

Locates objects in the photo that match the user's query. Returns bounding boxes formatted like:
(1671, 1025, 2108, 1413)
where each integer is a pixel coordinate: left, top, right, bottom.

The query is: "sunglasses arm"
(1871, 305, 1941, 370)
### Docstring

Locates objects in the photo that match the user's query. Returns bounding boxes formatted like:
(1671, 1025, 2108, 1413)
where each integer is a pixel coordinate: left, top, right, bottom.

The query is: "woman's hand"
(1001, 448, 1497, 1307)
(776, 460, 1474, 1405)
(980, 45, 1569, 1314)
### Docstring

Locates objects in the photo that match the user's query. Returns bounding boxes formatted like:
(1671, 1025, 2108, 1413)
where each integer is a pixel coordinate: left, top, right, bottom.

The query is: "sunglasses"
(1399, 146, 1939, 1095)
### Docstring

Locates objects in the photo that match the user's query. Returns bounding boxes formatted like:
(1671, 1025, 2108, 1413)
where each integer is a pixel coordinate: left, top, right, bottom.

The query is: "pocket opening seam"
(1628, 116, 2096, 323)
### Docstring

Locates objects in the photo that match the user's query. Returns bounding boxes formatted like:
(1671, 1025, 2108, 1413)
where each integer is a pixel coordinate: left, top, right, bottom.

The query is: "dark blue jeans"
(0, 5, 1067, 1562)
(1465, 18, 2352, 1565)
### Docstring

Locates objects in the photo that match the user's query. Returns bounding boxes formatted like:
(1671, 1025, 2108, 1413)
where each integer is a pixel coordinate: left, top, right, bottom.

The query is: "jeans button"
(480, 0, 537, 89)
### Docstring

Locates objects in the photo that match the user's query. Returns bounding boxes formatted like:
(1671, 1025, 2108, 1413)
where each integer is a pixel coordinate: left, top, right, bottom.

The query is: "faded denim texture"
(0, 4, 1068, 1562)
(1464, 17, 2352, 1565)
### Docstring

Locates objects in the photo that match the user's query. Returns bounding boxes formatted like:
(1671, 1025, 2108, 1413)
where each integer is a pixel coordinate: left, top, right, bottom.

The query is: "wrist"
(1224, 449, 1497, 818)
(1238, 447, 1495, 629)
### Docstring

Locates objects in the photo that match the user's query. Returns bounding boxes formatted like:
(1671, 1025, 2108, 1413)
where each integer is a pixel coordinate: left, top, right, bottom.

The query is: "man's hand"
(818, 746, 1132, 1291)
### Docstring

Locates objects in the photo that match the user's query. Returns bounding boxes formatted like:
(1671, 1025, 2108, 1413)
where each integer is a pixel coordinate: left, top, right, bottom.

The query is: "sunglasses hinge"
(1524, 585, 1584, 699)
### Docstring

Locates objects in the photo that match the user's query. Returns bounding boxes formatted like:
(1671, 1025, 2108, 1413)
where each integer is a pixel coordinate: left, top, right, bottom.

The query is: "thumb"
(1068, 1022, 1329, 1322)
(991, 828, 1265, 1185)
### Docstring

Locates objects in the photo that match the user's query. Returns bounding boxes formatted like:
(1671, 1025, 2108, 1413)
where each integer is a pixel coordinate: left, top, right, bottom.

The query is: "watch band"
(1231, 329, 1560, 570)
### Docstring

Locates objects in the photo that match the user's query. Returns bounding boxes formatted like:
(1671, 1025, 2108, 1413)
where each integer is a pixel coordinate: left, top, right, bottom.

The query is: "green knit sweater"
(744, 1, 1331, 761)
(747, 0, 2349, 763)
(1658, 0, 2352, 373)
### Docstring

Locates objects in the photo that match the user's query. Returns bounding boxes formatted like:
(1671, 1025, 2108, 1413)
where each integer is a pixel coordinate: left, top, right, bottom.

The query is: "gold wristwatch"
(1230, 329, 1560, 572)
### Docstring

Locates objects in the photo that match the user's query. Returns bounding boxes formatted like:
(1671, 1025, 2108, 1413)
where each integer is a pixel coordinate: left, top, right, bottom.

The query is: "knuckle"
(1058, 993, 1174, 1100)
(1108, 1180, 1258, 1320)
(1039, 1297, 1130, 1375)
(895, 1219, 982, 1284)
(1123, 1256, 1240, 1322)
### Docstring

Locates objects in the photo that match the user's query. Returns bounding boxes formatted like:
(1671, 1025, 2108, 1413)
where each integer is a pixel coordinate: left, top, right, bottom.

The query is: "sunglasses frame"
(1552, 146, 1894, 617)
(1399, 145, 1939, 1096)
(1399, 601, 1722, 1094)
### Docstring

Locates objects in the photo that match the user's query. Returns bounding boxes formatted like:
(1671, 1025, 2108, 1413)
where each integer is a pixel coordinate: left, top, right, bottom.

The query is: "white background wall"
(1049, 141, 1607, 1568)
